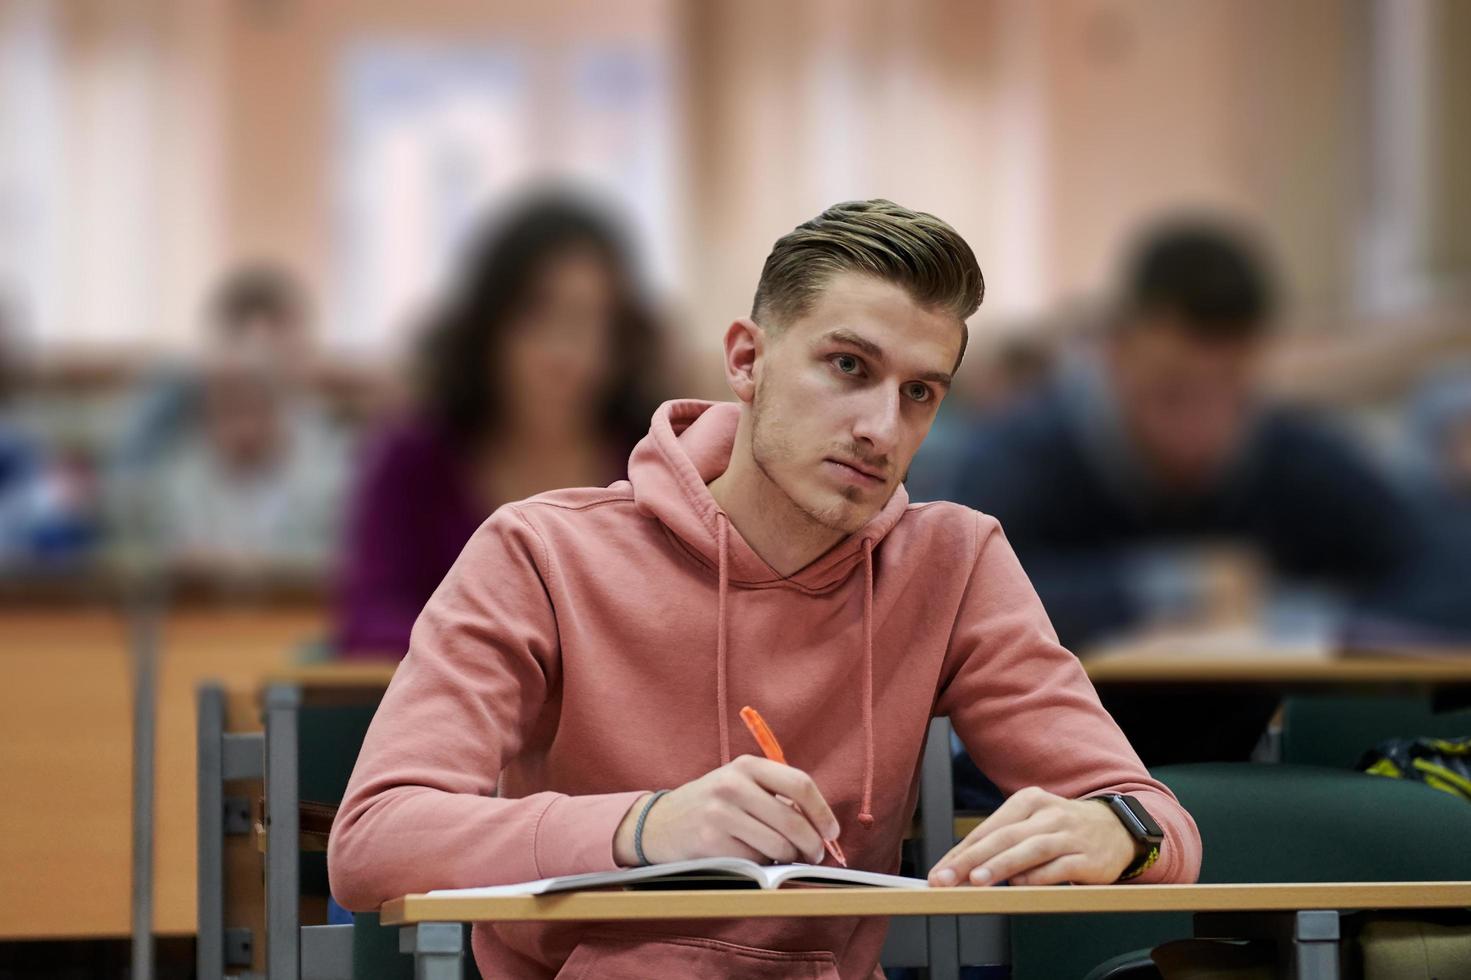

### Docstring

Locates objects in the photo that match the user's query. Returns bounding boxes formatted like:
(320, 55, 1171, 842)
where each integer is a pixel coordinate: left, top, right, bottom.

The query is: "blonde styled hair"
(751, 199, 984, 358)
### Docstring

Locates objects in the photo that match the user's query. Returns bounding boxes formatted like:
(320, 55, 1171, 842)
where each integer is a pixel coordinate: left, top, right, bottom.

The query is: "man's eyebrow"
(821, 328, 885, 360)
(919, 370, 953, 389)
(822, 328, 953, 388)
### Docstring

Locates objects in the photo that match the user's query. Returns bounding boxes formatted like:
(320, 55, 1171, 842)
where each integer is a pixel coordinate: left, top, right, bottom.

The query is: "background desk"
(1085, 649, 1471, 688)
(268, 648, 1471, 694)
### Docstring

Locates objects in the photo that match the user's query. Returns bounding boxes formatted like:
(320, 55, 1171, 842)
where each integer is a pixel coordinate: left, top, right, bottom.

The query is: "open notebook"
(425, 858, 930, 897)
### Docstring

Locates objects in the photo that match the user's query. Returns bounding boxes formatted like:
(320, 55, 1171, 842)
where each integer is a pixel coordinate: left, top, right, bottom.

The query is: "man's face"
(1107, 315, 1264, 491)
(750, 272, 963, 534)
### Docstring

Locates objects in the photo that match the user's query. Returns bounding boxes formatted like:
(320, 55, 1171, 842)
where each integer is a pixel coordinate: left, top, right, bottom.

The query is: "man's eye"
(905, 382, 931, 402)
(833, 354, 861, 375)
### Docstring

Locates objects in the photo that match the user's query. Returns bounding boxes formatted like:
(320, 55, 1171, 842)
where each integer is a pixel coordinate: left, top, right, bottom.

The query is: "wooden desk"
(0, 605, 325, 939)
(1084, 652, 1471, 686)
(382, 881, 1471, 924)
(380, 882, 1471, 980)
(267, 651, 1471, 694)
(267, 650, 1471, 698)
(2, 611, 131, 939)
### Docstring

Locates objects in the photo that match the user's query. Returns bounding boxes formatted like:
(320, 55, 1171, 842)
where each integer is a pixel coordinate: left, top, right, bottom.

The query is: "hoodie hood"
(628, 399, 909, 591)
(628, 399, 910, 826)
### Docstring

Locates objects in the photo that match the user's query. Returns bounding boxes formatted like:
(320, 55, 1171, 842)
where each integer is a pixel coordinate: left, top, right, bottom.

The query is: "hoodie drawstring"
(715, 515, 732, 765)
(712, 513, 876, 829)
(857, 539, 876, 827)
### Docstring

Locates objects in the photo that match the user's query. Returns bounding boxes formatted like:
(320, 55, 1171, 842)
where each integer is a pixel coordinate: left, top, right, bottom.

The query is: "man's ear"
(723, 318, 765, 405)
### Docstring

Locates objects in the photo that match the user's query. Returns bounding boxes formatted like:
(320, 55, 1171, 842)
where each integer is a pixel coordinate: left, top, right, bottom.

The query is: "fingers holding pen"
(620, 755, 841, 866)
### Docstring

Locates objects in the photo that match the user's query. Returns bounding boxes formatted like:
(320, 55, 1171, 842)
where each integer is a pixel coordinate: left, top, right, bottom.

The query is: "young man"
(329, 200, 1201, 978)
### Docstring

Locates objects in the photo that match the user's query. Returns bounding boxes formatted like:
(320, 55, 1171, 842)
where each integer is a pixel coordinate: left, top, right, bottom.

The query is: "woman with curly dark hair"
(335, 191, 662, 656)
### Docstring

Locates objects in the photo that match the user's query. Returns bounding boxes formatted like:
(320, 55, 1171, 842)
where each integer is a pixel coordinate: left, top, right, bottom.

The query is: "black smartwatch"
(1088, 793, 1164, 880)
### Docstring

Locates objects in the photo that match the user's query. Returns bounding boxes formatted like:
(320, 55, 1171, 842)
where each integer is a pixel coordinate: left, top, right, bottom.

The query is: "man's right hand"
(612, 755, 840, 867)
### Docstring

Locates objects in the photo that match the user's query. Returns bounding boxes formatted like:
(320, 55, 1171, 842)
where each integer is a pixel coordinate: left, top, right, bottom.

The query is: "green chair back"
(1010, 763, 1471, 980)
(1280, 695, 1471, 770)
(299, 701, 382, 900)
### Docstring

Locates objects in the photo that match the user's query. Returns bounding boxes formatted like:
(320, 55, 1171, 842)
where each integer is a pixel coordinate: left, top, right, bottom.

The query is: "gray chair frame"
(197, 681, 355, 980)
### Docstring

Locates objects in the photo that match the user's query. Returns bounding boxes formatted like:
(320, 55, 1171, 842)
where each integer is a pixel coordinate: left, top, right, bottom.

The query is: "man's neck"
(706, 418, 845, 578)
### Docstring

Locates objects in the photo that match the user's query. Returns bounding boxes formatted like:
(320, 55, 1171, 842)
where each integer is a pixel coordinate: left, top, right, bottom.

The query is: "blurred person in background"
(334, 191, 662, 657)
(113, 263, 320, 471)
(111, 266, 348, 579)
(125, 347, 347, 576)
(948, 219, 1421, 767)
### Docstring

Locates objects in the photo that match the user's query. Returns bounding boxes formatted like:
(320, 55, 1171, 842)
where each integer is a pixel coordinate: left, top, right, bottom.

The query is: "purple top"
(334, 415, 631, 658)
(335, 418, 485, 657)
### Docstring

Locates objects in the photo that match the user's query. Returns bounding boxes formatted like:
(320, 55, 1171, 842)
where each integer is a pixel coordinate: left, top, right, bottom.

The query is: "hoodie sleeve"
(933, 512, 1202, 884)
(327, 504, 646, 911)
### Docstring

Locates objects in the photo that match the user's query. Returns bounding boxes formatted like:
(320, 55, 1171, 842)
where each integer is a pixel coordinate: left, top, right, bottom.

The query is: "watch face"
(1119, 795, 1164, 840)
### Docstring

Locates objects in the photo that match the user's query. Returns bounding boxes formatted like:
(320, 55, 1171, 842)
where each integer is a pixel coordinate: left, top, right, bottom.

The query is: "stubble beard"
(750, 391, 868, 536)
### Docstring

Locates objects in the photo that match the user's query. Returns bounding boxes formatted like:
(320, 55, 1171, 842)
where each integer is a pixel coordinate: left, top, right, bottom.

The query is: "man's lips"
(825, 457, 887, 483)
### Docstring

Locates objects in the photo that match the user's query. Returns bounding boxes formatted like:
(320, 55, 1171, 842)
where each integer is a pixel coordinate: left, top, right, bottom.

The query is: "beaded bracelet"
(634, 790, 671, 867)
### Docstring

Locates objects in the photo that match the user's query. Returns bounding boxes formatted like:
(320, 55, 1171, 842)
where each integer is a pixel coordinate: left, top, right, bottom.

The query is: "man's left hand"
(927, 786, 1138, 887)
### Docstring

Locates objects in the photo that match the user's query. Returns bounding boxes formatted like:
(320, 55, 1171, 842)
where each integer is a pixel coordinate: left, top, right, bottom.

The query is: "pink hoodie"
(329, 399, 1201, 978)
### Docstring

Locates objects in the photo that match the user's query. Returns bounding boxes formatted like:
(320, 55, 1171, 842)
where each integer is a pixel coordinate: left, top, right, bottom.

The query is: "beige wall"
(219, 0, 675, 342)
(18, 0, 228, 349)
(1428, 0, 1471, 293)
(37, 0, 1448, 359)
(674, 0, 1369, 393)
(1039, 0, 1364, 312)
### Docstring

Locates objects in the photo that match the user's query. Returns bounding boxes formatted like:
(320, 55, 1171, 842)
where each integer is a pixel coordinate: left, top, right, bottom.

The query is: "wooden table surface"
(1084, 650, 1471, 684)
(271, 649, 1471, 690)
(381, 880, 1471, 925)
(1, 605, 325, 939)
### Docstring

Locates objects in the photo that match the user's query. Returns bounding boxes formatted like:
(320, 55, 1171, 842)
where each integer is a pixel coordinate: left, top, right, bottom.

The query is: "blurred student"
(334, 193, 660, 657)
(115, 263, 318, 470)
(950, 220, 1419, 763)
(129, 348, 346, 575)
(111, 266, 347, 578)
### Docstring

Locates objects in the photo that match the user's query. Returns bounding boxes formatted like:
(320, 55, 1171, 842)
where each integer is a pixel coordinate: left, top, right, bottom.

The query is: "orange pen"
(739, 705, 847, 867)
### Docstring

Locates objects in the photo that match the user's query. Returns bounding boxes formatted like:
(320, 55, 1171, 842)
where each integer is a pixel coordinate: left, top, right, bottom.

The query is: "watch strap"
(1118, 842, 1160, 880)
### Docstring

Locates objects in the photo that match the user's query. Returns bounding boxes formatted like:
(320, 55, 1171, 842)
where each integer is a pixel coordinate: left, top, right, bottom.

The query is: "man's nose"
(852, 387, 902, 457)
